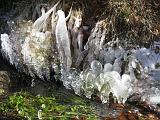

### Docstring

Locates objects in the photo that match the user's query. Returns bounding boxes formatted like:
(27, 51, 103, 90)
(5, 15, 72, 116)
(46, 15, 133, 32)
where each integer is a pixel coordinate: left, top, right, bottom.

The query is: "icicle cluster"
(62, 48, 133, 103)
(60, 20, 160, 104)
(1, 1, 160, 104)
(0, 2, 60, 80)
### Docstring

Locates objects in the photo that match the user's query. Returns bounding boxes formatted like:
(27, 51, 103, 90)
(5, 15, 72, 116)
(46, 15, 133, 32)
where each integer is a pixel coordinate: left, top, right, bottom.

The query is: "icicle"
(51, 1, 62, 34)
(55, 10, 72, 72)
(68, 9, 84, 64)
(65, 5, 73, 21)
(41, 7, 46, 16)
(99, 29, 106, 50)
(33, 1, 60, 32)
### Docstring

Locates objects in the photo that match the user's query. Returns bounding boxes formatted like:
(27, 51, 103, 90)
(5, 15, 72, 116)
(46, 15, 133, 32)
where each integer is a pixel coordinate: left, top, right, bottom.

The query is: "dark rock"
(0, 71, 10, 96)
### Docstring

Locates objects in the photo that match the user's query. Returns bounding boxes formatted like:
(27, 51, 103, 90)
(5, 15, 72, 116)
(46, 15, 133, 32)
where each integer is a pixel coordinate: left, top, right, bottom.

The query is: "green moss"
(0, 91, 97, 120)
(0, 89, 5, 95)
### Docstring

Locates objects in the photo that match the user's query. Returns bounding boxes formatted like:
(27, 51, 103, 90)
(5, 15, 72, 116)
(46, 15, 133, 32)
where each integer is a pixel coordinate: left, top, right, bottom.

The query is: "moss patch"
(0, 91, 97, 120)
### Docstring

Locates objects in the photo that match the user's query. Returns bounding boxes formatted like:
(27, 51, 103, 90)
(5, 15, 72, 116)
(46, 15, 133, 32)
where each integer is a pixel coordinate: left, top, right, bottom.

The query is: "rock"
(0, 71, 10, 96)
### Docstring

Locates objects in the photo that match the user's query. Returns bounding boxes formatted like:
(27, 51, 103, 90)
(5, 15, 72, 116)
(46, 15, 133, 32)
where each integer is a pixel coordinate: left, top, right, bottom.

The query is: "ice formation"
(32, 1, 60, 32)
(132, 46, 160, 82)
(1, 4, 59, 80)
(0, 3, 160, 104)
(1, 34, 14, 64)
(55, 10, 72, 72)
(59, 19, 160, 104)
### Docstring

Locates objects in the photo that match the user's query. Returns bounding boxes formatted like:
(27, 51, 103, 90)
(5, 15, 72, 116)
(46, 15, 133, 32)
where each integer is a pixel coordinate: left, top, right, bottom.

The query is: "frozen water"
(55, 10, 72, 72)
(103, 63, 113, 72)
(1, 34, 14, 64)
(33, 1, 60, 32)
(90, 60, 102, 75)
(1, 8, 160, 105)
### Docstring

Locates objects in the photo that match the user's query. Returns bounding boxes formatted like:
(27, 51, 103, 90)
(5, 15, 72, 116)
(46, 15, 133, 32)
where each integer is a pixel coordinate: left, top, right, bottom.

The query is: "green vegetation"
(0, 91, 97, 120)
